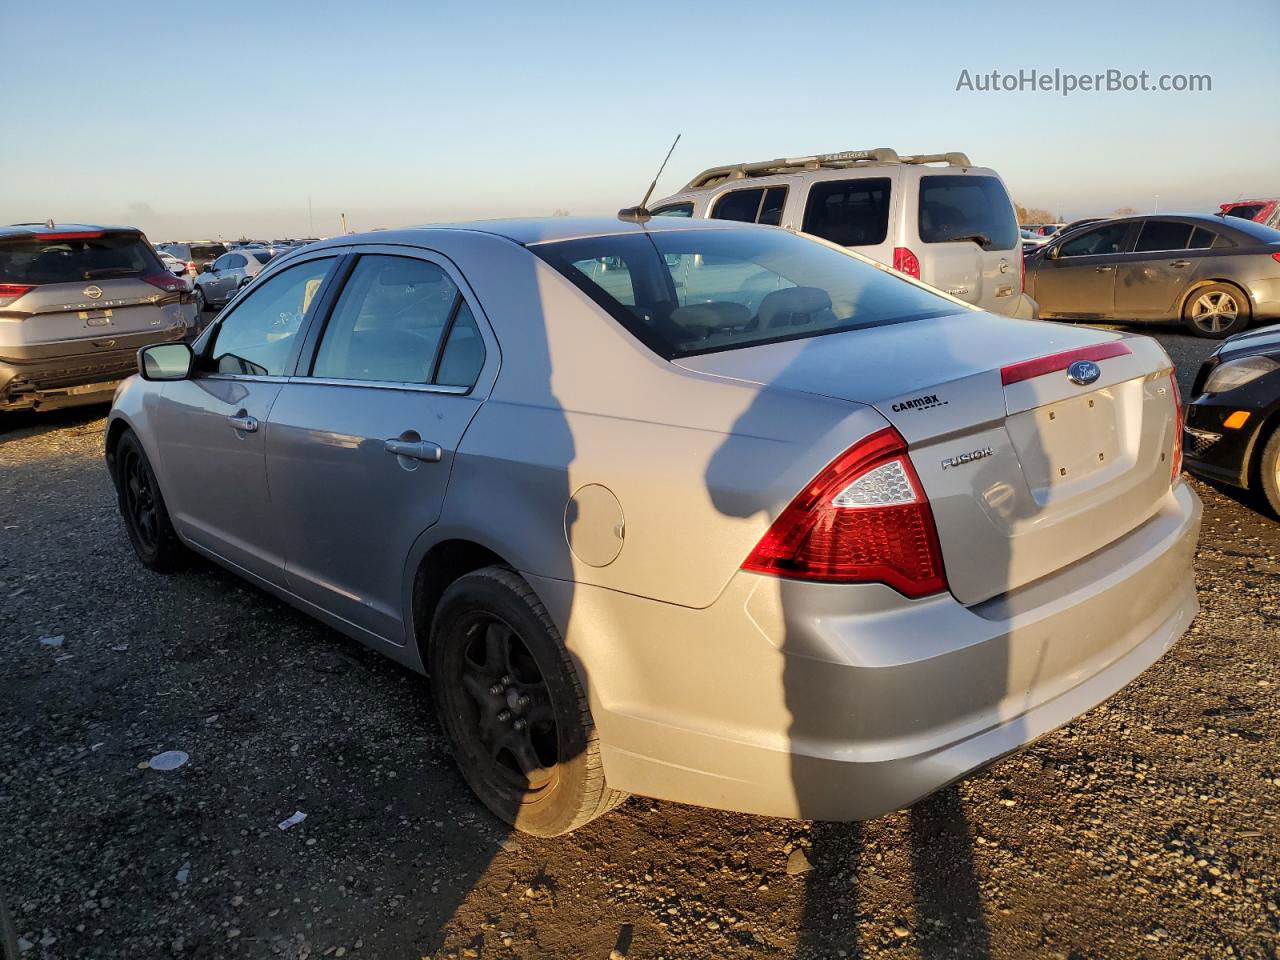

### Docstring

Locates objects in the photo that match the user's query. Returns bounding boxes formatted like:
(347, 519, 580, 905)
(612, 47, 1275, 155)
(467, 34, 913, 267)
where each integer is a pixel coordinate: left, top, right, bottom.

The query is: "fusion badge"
(941, 446, 993, 470)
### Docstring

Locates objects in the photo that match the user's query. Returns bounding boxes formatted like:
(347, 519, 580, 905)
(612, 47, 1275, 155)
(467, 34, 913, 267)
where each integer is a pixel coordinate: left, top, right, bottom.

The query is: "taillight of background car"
(742, 427, 947, 598)
(0, 284, 34, 307)
(892, 247, 920, 280)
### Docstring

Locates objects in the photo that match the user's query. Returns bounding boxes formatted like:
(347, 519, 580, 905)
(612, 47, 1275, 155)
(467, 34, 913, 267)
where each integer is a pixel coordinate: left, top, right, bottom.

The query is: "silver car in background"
(193, 248, 276, 313)
(107, 217, 1199, 836)
(0, 223, 192, 412)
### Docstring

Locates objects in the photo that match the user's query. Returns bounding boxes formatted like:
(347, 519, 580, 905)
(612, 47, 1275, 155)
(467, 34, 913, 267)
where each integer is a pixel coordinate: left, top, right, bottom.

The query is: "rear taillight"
(1271, 252, 1280, 264)
(1168, 371, 1183, 485)
(742, 427, 947, 598)
(892, 247, 920, 279)
(143, 273, 188, 293)
(0, 283, 35, 306)
(186, 260, 197, 274)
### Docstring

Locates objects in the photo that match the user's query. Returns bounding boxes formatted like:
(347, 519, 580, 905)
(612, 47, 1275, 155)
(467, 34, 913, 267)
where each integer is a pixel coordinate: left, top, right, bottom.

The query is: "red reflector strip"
(1000, 341, 1132, 386)
(33, 231, 104, 240)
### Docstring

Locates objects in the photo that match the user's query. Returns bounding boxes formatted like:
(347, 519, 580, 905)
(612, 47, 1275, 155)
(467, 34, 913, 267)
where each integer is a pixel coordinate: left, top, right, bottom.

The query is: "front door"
(1033, 221, 1132, 318)
(266, 251, 491, 643)
(151, 255, 337, 583)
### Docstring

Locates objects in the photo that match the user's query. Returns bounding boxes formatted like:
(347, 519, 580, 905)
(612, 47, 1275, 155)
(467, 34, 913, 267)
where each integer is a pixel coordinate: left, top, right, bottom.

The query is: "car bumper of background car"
(528, 482, 1200, 821)
(0, 329, 182, 411)
(1183, 392, 1272, 488)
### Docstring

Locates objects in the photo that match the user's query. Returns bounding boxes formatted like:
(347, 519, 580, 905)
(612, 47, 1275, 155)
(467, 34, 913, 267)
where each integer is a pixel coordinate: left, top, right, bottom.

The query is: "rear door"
(913, 173, 1020, 312)
(152, 254, 338, 583)
(0, 229, 188, 357)
(1114, 219, 1199, 319)
(1032, 221, 1133, 318)
(266, 248, 494, 643)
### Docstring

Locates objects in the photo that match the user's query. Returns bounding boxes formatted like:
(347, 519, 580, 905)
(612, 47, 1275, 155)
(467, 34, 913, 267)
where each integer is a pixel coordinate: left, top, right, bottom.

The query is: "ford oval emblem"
(1067, 359, 1101, 385)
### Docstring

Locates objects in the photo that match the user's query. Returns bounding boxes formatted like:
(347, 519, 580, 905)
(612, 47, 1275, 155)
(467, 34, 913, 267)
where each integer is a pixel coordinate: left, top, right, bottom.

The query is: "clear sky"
(5, 0, 1277, 240)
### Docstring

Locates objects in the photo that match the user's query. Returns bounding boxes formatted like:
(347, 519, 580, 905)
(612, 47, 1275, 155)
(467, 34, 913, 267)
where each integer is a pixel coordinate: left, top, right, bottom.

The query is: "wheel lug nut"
(512, 719, 527, 731)
(488, 682, 504, 695)
(497, 710, 511, 722)
(500, 675, 512, 687)
(516, 695, 531, 707)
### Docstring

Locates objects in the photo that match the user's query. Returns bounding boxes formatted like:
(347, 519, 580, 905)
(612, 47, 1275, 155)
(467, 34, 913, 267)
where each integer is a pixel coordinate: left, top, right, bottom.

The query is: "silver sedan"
(107, 218, 1200, 836)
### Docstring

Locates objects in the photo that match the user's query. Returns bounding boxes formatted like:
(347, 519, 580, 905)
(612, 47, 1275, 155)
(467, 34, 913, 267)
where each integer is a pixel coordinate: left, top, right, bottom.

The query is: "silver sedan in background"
(107, 218, 1199, 836)
(193, 248, 276, 312)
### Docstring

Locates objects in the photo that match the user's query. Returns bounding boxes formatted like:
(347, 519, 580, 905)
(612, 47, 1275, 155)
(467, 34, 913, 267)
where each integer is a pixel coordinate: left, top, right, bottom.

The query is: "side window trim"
(427, 293, 465, 384)
(194, 252, 344, 381)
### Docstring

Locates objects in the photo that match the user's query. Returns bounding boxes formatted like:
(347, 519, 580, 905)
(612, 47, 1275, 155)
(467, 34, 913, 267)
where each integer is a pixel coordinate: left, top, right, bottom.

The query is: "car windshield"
(0, 232, 162, 284)
(532, 227, 959, 359)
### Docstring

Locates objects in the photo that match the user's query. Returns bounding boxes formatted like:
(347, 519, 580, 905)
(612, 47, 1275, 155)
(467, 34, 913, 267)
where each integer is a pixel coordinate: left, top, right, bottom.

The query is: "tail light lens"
(186, 260, 197, 274)
(1168, 371, 1183, 485)
(1271, 252, 1280, 264)
(0, 283, 35, 306)
(892, 247, 920, 279)
(143, 273, 188, 293)
(742, 427, 947, 598)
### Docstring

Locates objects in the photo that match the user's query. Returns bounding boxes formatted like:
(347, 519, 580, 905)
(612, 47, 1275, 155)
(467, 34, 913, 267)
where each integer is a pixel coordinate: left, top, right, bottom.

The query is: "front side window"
(311, 255, 461, 383)
(918, 175, 1018, 251)
(208, 258, 333, 376)
(1134, 220, 1193, 253)
(1057, 223, 1129, 258)
(534, 228, 955, 359)
(802, 178, 891, 247)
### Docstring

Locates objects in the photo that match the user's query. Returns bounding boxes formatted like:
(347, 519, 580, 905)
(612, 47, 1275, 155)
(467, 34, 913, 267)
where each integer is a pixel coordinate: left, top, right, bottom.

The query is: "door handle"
(1171, 259, 1191, 268)
(227, 413, 259, 433)
(384, 438, 442, 463)
(1094, 265, 1114, 273)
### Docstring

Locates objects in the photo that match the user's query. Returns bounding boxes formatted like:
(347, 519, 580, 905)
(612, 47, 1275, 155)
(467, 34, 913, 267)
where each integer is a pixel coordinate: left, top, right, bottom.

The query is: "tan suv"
(652, 147, 1036, 318)
(0, 223, 193, 412)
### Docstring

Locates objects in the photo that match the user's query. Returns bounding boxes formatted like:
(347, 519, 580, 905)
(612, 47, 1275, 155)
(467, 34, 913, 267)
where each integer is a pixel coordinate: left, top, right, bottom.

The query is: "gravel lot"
(2, 327, 1278, 960)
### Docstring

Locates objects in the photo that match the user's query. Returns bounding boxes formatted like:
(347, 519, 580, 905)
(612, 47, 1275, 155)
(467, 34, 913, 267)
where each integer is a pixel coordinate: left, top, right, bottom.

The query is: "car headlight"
(1203, 355, 1279, 394)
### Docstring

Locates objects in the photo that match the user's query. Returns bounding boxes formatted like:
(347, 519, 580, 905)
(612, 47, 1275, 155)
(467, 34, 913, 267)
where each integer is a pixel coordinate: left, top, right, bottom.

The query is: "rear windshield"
(1224, 204, 1264, 221)
(532, 228, 957, 359)
(1217, 216, 1280, 244)
(918, 175, 1018, 251)
(0, 232, 162, 285)
(189, 244, 227, 260)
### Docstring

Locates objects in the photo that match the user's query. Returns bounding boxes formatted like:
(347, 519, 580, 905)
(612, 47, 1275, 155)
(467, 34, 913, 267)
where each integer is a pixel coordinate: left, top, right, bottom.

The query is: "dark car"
(1183, 326, 1280, 515)
(1024, 213, 1280, 338)
(0, 224, 192, 411)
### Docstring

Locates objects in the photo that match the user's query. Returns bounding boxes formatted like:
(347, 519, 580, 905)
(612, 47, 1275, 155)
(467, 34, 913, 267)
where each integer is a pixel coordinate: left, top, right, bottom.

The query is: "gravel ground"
(1, 327, 1278, 960)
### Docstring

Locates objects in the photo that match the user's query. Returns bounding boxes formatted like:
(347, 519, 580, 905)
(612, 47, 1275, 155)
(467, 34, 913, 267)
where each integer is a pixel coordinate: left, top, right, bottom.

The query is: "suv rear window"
(533, 227, 954, 359)
(0, 232, 162, 285)
(918, 175, 1018, 251)
(802, 178, 891, 247)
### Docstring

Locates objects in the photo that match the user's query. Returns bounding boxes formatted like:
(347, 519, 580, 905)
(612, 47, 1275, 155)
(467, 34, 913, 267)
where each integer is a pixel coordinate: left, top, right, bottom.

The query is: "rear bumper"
(530, 481, 1200, 821)
(0, 328, 181, 410)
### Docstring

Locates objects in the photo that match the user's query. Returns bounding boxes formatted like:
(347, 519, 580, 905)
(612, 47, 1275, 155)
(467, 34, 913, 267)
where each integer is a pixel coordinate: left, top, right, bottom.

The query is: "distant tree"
(237, 235, 249, 243)
(1113, 206, 1138, 216)
(551, 208, 571, 217)
(1020, 206, 1058, 224)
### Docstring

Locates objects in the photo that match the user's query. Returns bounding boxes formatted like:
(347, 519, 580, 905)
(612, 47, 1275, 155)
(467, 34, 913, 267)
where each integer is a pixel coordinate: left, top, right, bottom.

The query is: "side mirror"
(138, 342, 194, 381)
(1044, 245, 1059, 260)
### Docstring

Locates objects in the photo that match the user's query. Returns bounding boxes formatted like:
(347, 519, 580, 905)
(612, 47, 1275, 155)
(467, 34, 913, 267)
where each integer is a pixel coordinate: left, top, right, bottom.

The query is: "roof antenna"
(45, 218, 54, 229)
(618, 134, 681, 223)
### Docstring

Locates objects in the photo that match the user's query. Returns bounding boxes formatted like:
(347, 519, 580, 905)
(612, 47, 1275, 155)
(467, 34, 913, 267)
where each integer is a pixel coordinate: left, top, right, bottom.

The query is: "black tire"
(1182, 282, 1251, 339)
(114, 431, 186, 572)
(429, 566, 627, 836)
(1257, 426, 1280, 519)
(0, 894, 18, 960)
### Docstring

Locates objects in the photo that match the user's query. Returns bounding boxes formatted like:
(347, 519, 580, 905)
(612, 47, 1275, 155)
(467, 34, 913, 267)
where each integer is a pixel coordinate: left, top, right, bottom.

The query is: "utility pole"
(308, 196, 314, 235)
(341, 212, 348, 235)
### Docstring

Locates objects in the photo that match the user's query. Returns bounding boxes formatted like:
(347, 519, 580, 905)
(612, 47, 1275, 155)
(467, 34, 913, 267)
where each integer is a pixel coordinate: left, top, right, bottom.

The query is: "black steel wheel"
(429, 566, 627, 836)
(114, 430, 186, 572)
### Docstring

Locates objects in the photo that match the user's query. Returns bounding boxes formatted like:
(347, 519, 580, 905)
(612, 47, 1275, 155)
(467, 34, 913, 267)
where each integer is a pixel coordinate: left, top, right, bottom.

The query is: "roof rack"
(680, 148, 973, 191)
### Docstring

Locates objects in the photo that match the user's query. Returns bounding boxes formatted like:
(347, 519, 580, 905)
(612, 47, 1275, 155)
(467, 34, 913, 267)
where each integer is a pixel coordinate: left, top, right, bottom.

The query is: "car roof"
(303, 216, 747, 250)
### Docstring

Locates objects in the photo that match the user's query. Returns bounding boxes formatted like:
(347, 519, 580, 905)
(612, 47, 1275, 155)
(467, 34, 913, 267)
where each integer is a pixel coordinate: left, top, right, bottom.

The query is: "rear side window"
(712, 189, 766, 223)
(802, 178, 891, 247)
(0, 232, 162, 285)
(652, 203, 693, 218)
(918, 175, 1018, 251)
(1134, 221, 1193, 252)
(251, 252, 274, 264)
(312, 255, 461, 383)
(434, 302, 486, 387)
(1224, 204, 1263, 220)
(1188, 228, 1215, 250)
(210, 258, 333, 376)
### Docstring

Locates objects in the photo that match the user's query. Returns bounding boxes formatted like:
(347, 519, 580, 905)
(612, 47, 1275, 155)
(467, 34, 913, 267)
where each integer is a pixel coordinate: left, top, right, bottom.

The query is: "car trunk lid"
(676, 313, 1179, 604)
